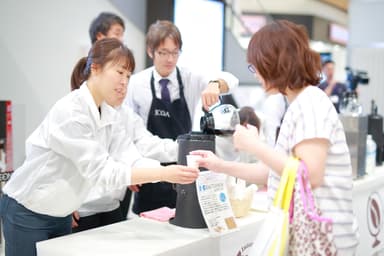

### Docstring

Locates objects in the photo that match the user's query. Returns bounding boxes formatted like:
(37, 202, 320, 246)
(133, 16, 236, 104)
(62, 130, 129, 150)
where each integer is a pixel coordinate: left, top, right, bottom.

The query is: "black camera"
(345, 67, 369, 91)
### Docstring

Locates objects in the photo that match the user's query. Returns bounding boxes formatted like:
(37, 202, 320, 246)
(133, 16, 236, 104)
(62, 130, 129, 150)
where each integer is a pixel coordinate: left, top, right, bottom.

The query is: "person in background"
(192, 20, 358, 255)
(215, 106, 261, 162)
(87, 11, 133, 222)
(0, 38, 198, 256)
(89, 12, 125, 44)
(238, 106, 261, 165)
(238, 106, 260, 130)
(318, 59, 347, 113)
(126, 20, 239, 214)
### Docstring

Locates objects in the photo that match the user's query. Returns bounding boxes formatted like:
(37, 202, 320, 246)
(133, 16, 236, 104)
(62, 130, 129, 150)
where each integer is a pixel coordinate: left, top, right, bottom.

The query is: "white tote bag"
(249, 157, 298, 256)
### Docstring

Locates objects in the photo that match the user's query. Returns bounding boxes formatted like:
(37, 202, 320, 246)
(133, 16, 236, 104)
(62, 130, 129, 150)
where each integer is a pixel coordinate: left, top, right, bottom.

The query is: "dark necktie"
(159, 78, 171, 103)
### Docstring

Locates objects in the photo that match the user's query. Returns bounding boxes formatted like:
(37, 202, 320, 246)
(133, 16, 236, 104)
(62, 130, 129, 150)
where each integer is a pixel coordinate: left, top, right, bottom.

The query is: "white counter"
(36, 211, 266, 256)
(353, 165, 384, 255)
(36, 166, 384, 256)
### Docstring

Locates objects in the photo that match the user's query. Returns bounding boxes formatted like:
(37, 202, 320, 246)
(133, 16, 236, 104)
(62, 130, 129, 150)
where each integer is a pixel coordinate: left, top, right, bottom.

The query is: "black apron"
(133, 68, 192, 214)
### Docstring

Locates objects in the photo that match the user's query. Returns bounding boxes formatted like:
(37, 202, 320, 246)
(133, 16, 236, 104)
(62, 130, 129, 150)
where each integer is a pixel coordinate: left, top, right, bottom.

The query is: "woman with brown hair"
(192, 20, 358, 255)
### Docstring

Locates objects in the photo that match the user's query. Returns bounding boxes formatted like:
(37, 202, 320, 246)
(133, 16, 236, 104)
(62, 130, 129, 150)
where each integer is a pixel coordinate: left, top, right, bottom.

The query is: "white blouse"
(4, 84, 140, 217)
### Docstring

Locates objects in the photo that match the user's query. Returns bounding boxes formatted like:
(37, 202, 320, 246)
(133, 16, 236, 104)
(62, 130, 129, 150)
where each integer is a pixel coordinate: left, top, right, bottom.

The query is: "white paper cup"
(186, 154, 202, 168)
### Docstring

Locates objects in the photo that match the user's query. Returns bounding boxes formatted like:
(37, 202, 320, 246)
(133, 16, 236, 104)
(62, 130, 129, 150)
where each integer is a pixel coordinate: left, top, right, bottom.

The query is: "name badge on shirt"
(154, 109, 171, 118)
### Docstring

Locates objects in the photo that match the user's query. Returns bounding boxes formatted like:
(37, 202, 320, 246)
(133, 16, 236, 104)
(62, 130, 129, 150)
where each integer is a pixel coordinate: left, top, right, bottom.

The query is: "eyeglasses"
(248, 64, 256, 74)
(156, 50, 180, 59)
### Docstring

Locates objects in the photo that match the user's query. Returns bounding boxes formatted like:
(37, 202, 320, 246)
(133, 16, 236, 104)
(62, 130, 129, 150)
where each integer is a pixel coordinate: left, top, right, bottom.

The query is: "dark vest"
(132, 68, 191, 214)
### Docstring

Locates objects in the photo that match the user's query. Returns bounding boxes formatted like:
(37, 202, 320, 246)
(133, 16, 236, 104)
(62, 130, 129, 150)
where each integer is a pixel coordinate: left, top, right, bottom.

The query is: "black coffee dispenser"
(170, 133, 215, 228)
(170, 104, 239, 228)
(368, 100, 384, 165)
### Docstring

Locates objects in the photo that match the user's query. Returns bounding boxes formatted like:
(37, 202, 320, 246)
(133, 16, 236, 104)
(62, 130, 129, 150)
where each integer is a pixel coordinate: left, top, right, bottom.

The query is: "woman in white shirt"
(71, 63, 178, 233)
(0, 38, 198, 256)
(192, 20, 358, 255)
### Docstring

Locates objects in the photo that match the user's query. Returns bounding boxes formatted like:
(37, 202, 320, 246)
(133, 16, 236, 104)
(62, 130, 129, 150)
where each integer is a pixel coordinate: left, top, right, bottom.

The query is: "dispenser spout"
(371, 99, 378, 115)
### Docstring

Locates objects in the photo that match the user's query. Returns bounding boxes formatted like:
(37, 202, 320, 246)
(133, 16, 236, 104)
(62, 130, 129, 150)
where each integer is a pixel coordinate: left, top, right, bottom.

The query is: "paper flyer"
(195, 170, 238, 235)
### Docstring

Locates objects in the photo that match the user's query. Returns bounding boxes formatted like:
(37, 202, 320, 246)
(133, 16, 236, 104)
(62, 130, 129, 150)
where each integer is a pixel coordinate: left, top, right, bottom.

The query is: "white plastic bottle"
(366, 134, 377, 175)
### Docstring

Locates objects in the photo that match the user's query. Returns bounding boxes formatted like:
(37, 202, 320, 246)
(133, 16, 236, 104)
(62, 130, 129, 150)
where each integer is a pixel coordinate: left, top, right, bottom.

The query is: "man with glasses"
(126, 20, 238, 214)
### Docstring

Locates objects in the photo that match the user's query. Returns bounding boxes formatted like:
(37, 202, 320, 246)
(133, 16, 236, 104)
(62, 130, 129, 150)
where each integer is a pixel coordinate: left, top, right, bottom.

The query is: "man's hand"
(129, 184, 141, 192)
(201, 81, 221, 111)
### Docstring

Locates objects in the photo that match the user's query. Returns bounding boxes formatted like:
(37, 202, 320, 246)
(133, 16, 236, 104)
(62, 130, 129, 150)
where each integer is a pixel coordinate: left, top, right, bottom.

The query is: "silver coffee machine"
(340, 115, 368, 178)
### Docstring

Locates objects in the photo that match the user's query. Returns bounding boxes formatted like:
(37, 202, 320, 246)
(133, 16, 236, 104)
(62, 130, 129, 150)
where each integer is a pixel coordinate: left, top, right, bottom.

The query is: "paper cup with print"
(186, 154, 202, 168)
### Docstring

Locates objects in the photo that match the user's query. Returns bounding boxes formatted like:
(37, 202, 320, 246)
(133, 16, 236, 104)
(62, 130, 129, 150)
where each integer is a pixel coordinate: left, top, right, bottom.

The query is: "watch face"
(330, 95, 339, 104)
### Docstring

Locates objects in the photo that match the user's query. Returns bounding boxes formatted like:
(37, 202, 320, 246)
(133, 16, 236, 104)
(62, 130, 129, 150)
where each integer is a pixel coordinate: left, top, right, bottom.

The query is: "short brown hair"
(146, 20, 182, 53)
(89, 12, 125, 44)
(247, 20, 321, 94)
(239, 106, 260, 130)
(322, 59, 334, 68)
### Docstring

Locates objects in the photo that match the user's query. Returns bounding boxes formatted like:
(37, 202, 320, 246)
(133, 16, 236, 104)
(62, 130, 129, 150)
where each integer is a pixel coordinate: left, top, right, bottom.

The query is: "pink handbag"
(288, 160, 337, 256)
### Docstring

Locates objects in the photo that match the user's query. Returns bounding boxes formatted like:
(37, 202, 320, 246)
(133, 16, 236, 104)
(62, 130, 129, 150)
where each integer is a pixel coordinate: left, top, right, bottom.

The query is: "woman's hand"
(162, 165, 199, 184)
(233, 124, 259, 152)
(190, 150, 224, 173)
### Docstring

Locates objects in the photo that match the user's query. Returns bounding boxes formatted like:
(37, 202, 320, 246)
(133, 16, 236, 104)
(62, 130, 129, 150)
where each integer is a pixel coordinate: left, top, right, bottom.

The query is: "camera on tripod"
(345, 67, 369, 91)
(340, 67, 370, 116)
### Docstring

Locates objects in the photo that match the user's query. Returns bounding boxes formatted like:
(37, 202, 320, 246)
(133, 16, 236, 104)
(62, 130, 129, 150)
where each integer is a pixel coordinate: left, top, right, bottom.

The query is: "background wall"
(2, 0, 384, 169)
(348, 0, 384, 116)
(0, 0, 146, 168)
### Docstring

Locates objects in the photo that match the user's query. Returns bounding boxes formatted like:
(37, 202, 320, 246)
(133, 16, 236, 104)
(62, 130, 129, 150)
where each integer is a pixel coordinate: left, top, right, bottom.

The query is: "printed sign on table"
(195, 170, 238, 235)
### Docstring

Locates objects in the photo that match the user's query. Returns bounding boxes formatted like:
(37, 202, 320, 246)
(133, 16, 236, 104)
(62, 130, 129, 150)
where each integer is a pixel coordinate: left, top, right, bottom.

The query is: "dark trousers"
(132, 182, 176, 214)
(72, 206, 124, 233)
(0, 194, 72, 256)
(119, 188, 132, 220)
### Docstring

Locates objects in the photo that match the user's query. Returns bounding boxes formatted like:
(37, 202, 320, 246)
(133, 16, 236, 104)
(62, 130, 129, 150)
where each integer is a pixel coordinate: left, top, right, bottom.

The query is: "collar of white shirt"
(79, 82, 118, 127)
(152, 67, 178, 90)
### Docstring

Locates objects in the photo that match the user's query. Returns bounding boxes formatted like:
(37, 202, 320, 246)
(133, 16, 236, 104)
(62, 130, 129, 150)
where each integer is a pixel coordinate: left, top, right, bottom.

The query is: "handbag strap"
(298, 161, 333, 223)
(273, 157, 299, 211)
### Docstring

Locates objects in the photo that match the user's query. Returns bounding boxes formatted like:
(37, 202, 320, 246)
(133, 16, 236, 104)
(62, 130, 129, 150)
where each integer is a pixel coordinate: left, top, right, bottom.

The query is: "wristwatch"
(209, 80, 221, 90)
